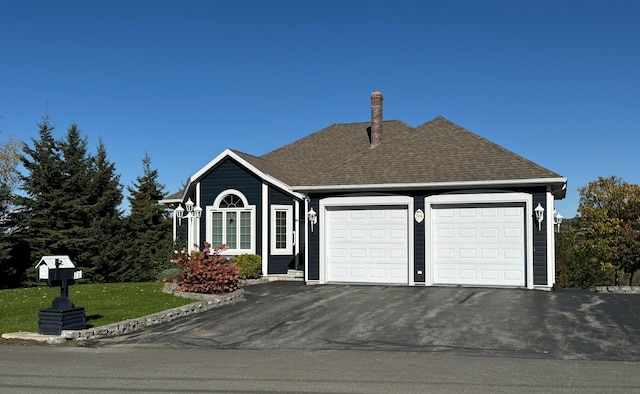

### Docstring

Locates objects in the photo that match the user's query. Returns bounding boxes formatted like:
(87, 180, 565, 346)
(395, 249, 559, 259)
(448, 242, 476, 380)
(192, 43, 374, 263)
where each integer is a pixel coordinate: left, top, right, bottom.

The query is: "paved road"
(87, 282, 640, 361)
(2, 346, 640, 393)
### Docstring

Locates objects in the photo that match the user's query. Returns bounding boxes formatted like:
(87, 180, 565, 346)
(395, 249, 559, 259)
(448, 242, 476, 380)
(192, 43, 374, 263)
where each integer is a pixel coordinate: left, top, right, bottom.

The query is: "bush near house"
(171, 249, 239, 294)
(232, 254, 262, 279)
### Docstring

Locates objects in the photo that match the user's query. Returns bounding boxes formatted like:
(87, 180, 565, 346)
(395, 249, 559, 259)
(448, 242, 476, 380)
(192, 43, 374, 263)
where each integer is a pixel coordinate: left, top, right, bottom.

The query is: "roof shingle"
(261, 116, 562, 188)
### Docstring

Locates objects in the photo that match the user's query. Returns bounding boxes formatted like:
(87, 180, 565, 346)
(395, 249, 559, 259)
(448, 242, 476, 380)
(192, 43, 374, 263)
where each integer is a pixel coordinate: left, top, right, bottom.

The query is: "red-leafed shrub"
(171, 247, 239, 294)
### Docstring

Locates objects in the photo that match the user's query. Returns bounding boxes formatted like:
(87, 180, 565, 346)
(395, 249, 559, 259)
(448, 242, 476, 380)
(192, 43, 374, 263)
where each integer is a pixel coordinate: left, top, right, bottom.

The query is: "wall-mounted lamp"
(534, 203, 545, 231)
(307, 207, 318, 232)
(554, 209, 563, 232)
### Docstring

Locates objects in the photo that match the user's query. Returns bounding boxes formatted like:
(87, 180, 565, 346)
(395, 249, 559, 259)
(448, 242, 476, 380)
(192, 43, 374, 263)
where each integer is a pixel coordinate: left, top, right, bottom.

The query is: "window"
(271, 205, 293, 255)
(206, 190, 255, 254)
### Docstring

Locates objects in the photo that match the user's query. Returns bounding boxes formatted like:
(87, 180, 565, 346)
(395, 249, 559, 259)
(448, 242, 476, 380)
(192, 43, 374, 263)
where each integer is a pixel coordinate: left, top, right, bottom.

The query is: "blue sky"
(1, 0, 638, 217)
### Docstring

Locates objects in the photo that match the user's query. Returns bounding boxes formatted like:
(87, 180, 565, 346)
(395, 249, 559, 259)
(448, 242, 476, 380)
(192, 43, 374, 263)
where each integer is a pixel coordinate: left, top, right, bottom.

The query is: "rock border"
(595, 286, 640, 294)
(61, 286, 245, 341)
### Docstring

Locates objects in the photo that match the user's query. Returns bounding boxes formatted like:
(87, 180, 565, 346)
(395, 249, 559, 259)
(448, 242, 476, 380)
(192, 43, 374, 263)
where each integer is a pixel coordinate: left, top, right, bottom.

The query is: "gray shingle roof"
(261, 116, 563, 188)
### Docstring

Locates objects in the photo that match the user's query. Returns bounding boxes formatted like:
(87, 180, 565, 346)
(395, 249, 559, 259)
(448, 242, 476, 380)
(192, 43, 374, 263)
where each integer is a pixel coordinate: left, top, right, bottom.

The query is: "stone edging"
(595, 286, 640, 294)
(60, 286, 245, 341)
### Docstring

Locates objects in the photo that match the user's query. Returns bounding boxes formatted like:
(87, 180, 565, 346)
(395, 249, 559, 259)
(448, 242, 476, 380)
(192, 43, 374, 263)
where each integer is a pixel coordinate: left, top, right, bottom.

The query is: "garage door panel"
(432, 204, 525, 287)
(326, 206, 408, 284)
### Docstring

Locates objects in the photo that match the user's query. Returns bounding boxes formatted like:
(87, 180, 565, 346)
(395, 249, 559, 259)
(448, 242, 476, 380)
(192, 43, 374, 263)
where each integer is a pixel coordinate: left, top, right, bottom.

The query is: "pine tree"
(15, 120, 126, 285)
(85, 140, 125, 282)
(121, 154, 173, 282)
(16, 117, 65, 270)
(57, 124, 94, 270)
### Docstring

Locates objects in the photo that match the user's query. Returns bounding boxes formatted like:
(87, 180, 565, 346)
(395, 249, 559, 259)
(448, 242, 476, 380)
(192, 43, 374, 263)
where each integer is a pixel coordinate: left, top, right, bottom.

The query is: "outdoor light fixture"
(174, 198, 203, 252)
(307, 207, 318, 232)
(534, 203, 545, 231)
(554, 209, 563, 232)
(174, 198, 202, 225)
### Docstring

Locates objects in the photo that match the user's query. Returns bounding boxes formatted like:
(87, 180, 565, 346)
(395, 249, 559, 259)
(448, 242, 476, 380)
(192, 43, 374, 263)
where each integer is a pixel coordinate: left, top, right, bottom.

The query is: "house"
(162, 91, 567, 289)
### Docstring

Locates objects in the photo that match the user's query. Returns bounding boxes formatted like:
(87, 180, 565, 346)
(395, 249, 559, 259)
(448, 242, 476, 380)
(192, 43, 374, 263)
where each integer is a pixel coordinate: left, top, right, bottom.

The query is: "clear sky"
(1, 0, 638, 217)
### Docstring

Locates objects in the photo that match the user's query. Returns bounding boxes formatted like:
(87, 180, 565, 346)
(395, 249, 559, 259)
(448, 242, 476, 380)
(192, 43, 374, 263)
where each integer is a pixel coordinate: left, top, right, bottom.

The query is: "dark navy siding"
(532, 191, 548, 286)
(197, 158, 262, 255)
(413, 196, 426, 283)
(307, 198, 320, 280)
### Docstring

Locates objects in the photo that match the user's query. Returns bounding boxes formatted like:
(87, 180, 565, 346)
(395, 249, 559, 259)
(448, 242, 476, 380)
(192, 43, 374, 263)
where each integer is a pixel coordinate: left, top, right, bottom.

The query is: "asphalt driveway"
(90, 282, 640, 361)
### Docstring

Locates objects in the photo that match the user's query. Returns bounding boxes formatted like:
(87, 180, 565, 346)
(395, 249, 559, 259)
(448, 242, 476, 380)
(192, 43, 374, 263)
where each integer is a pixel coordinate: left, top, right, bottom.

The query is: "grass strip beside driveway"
(0, 282, 197, 334)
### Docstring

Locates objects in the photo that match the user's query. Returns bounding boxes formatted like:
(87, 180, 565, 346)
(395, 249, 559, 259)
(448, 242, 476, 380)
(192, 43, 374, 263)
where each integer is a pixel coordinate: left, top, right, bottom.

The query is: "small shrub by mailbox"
(35, 256, 86, 335)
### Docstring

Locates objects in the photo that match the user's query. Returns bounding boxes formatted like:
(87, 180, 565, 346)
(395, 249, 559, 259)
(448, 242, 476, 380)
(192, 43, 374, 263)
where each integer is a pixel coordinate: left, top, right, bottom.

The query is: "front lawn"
(0, 282, 197, 334)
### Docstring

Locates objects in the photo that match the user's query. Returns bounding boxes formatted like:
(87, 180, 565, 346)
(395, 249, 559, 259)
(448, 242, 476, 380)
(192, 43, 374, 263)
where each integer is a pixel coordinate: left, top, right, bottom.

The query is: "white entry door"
(326, 206, 408, 284)
(432, 204, 525, 287)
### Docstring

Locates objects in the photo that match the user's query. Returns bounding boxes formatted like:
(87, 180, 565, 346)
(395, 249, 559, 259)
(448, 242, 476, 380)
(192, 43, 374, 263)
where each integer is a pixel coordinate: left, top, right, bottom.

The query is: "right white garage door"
(432, 204, 525, 287)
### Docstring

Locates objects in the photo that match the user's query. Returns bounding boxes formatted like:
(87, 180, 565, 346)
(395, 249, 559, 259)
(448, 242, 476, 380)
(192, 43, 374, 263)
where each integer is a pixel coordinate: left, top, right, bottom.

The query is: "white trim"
(186, 149, 305, 201)
(270, 205, 294, 255)
(304, 198, 310, 283)
(424, 192, 534, 289)
(172, 211, 177, 241)
(546, 191, 556, 288)
(213, 188, 249, 208)
(295, 177, 567, 195)
(261, 183, 269, 276)
(294, 200, 300, 269)
(195, 183, 201, 248)
(319, 195, 414, 285)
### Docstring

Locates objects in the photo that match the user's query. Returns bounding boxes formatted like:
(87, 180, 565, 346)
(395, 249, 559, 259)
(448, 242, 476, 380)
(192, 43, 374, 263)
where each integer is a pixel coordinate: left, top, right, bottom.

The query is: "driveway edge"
(60, 288, 245, 341)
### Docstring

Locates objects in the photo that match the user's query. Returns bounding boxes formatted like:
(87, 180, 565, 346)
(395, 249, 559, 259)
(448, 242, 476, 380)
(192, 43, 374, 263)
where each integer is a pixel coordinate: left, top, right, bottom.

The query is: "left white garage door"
(326, 206, 408, 284)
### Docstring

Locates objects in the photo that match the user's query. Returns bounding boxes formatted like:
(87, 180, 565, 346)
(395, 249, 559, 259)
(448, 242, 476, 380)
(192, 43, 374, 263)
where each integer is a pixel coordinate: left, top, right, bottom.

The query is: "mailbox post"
(35, 256, 86, 335)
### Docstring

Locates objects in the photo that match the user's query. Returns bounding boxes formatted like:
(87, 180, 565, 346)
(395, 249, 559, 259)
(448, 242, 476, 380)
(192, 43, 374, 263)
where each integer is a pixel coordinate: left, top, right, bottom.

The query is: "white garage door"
(326, 206, 408, 284)
(432, 204, 525, 287)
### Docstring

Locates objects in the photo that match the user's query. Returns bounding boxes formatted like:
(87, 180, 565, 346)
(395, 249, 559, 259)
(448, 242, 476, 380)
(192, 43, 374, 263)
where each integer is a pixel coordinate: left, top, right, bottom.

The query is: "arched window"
(206, 190, 255, 254)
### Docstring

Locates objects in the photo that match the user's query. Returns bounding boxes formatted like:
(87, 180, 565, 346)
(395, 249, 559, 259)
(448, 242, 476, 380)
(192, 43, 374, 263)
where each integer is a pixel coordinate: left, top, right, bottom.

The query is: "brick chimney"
(370, 90, 383, 147)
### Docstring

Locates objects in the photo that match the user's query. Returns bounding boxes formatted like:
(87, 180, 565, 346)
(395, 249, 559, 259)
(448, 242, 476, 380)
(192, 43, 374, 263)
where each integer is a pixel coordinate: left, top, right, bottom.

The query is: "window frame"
(270, 205, 293, 255)
(206, 190, 256, 255)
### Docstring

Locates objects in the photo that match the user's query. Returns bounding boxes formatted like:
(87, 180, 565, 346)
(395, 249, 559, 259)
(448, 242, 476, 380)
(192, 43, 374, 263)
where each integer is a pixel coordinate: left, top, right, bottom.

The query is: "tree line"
(0, 118, 174, 288)
(556, 176, 640, 288)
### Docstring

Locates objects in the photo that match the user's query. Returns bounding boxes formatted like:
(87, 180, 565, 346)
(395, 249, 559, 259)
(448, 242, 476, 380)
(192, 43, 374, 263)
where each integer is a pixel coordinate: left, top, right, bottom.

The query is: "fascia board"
(294, 177, 568, 196)
(158, 198, 182, 205)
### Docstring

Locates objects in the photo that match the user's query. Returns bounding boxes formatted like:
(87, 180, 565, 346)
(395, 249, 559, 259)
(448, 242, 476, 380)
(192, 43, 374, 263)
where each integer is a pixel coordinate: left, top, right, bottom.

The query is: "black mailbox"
(35, 256, 86, 335)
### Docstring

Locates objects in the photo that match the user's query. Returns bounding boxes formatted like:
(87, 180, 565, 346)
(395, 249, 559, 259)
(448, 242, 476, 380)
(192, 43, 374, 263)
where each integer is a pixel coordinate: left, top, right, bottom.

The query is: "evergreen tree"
(15, 117, 65, 272)
(121, 154, 172, 281)
(57, 124, 94, 270)
(15, 120, 126, 285)
(85, 140, 125, 282)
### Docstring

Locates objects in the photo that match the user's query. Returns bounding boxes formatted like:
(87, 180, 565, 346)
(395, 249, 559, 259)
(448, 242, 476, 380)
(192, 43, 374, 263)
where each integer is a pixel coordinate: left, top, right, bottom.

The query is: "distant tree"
(0, 134, 23, 288)
(575, 176, 640, 286)
(555, 219, 614, 288)
(121, 154, 173, 282)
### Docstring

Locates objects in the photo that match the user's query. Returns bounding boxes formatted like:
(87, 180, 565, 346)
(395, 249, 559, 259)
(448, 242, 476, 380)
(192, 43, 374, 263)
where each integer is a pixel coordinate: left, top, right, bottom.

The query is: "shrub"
(172, 248, 239, 294)
(156, 267, 183, 283)
(233, 254, 262, 279)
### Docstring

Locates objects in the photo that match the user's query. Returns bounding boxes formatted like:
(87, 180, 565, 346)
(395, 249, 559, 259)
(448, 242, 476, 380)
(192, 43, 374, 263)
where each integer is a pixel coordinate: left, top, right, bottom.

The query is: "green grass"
(0, 282, 198, 334)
